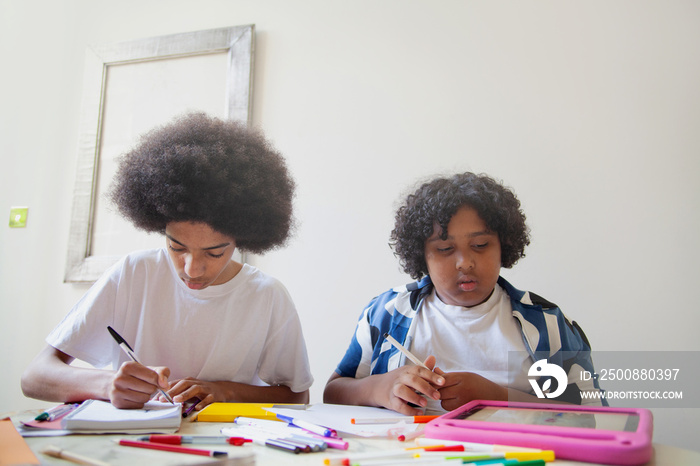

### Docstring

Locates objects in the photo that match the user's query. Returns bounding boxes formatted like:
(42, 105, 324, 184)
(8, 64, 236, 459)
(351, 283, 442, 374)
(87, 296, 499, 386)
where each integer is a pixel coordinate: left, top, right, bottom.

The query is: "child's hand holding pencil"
(384, 331, 510, 412)
(373, 333, 445, 415)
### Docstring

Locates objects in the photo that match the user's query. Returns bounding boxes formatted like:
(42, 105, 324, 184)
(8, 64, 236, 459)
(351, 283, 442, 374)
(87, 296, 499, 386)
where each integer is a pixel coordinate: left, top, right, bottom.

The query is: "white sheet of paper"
(266, 403, 422, 437)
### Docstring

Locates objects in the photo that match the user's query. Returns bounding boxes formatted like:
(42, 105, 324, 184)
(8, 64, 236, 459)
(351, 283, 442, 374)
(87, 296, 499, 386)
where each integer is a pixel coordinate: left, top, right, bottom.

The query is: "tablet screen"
(455, 406, 640, 432)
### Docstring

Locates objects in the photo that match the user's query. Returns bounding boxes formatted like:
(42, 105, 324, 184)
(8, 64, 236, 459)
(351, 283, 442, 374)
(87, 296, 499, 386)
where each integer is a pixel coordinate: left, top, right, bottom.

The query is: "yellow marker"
(436, 450, 555, 462)
(506, 451, 555, 462)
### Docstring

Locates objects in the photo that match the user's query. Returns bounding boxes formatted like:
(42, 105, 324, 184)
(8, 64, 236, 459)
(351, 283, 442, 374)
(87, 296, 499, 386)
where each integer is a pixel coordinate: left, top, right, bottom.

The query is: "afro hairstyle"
(390, 172, 530, 279)
(109, 112, 295, 254)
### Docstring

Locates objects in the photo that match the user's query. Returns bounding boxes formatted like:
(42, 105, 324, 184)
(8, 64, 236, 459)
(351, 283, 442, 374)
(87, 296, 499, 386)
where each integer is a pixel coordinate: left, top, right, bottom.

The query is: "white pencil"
(383, 333, 429, 369)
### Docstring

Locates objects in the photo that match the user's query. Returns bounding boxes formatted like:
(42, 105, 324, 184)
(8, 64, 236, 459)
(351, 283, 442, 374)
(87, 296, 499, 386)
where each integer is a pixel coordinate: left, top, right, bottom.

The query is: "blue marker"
(276, 414, 336, 438)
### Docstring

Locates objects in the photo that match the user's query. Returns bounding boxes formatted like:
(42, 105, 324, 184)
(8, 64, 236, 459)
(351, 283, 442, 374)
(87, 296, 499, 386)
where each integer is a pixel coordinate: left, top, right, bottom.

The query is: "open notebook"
(21, 400, 181, 435)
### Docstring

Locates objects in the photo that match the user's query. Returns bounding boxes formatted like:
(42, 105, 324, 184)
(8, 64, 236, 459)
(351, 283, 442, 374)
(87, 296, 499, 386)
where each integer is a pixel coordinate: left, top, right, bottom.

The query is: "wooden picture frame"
(64, 25, 254, 282)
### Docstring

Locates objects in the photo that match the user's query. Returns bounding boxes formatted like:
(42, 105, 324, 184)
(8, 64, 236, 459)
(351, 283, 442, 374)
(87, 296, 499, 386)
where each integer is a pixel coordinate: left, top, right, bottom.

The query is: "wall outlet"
(9, 206, 28, 228)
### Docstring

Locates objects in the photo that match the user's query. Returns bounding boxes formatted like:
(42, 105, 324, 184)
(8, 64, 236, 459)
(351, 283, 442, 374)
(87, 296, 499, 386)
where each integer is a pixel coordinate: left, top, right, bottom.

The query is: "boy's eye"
(473, 242, 489, 249)
(208, 252, 225, 259)
(436, 246, 454, 253)
(168, 244, 185, 253)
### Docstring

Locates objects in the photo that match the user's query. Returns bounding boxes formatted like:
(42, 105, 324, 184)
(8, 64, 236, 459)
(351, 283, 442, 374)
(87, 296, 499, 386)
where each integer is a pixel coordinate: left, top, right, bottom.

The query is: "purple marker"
(276, 414, 336, 438)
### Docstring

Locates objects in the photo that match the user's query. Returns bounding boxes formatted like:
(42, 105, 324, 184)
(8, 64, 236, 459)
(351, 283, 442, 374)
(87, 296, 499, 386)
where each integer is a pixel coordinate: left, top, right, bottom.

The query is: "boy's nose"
(455, 250, 475, 271)
(184, 255, 205, 278)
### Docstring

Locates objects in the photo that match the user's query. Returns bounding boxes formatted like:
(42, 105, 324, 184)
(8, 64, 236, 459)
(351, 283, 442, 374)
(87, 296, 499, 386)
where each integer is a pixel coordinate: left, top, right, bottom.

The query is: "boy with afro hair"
(324, 172, 604, 414)
(23, 113, 312, 410)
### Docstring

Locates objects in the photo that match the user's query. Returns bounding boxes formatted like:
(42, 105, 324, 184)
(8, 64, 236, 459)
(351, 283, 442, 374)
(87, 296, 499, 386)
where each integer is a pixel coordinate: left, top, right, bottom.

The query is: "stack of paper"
(63, 400, 182, 431)
(20, 400, 181, 435)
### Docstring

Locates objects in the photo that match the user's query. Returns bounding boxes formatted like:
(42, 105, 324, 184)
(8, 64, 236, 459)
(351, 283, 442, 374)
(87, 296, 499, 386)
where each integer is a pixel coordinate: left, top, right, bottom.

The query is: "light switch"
(9, 206, 28, 228)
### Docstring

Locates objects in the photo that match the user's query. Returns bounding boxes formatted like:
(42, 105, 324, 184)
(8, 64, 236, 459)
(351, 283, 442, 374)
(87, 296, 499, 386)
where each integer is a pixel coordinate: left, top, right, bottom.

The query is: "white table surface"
(7, 407, 700, 466)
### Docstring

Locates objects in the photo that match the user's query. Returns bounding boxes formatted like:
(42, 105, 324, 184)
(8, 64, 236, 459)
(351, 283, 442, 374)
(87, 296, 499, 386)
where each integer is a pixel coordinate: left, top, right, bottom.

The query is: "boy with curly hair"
(324, 172, 604, 415)
(22, 113, 313, 410)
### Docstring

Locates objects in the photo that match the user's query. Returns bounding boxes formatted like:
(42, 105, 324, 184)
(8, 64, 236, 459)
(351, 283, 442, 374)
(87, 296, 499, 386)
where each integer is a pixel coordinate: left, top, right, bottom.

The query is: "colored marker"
(383, 333, 429, 369)
(418, 455, 521, 464)
(182, 401, 199, 418)
(309, 432, 349, 450)
(34, 403, 79, 421)
(236, 425, 325, 451)
(266, 438, 303, 454)
(234, 417, 328, 448)
(351, 415, 439, 424)
(325, 449, 415, 464)
(234, 416, 291, 430)
(235, 429, 303, 453)
(463, 461, 545, 466)
(137, 435, 251, 446)
(414, 438, 542, 452)
(276, 414, 336, 437)
(440, 451, 554, 462)
(117, 439, 227, 457)
(107, 326, 174, 404)
(461, 460, 524, 466)
(222, 426, 311, 454)
(351, 459, 461, 466)
(276, 437, 313, 453)
(397, 431, 424, 442)
(418, 445, 466, 452)
(324, 445, 497, 466)
(288, 435, 327, 452)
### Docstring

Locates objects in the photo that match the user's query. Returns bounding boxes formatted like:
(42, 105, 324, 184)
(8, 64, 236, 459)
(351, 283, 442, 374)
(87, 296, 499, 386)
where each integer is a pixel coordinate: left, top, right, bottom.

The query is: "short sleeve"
(255, 285, 313, 393)
(46, 260, 123, 367)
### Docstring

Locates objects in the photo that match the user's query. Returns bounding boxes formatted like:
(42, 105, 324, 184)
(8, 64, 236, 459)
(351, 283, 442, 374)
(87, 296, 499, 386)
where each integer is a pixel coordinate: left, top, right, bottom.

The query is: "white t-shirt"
(47, 248, 313, 393)
(411, 285, 531, 412)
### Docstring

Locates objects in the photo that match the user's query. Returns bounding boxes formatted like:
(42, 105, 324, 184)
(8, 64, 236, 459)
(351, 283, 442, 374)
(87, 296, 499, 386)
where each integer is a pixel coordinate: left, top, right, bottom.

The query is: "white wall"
(1, 0, 699, 452)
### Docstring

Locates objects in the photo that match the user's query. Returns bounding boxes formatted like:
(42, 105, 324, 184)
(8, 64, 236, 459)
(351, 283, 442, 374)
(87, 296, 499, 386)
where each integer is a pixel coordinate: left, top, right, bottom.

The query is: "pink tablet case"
(425, 400, 653, 465)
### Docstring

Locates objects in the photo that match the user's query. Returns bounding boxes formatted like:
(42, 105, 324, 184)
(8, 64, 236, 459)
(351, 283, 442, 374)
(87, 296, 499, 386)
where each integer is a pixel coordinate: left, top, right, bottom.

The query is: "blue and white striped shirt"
(335, 276, 605, 405)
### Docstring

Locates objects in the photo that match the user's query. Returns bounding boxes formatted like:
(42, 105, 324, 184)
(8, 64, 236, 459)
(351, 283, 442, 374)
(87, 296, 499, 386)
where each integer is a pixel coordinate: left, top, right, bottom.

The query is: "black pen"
(107, 326, 175, 404)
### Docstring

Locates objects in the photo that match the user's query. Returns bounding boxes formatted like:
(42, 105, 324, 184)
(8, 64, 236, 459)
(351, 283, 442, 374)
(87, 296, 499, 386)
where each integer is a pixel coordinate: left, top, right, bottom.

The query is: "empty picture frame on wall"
(64, 25, 254, 283)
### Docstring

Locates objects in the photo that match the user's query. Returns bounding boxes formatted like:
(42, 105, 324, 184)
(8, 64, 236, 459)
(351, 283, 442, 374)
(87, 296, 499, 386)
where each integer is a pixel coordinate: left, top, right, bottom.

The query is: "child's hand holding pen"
(324, 333, 445, 415)
(110, 361, 173, 409)
(398, 353, 512, 412)
(371, 355, 445, 416)
(107, 326, 174, 409)
(377, 333, 446, 415)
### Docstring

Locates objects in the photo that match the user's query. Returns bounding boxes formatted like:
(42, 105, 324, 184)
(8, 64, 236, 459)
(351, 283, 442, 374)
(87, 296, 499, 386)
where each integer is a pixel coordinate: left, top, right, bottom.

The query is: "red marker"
(422, 445, 466, 452)
(351, 415, 439, 424)
(117, 439, 228, 457)
(405, 444, 466, 452)
(138, 435, 251, 446)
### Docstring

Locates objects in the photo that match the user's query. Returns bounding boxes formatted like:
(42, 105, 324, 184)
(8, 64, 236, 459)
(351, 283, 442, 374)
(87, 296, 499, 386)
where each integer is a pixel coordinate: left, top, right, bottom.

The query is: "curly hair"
(109, 112, 295, 254)
(390, 172, 530, 279)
